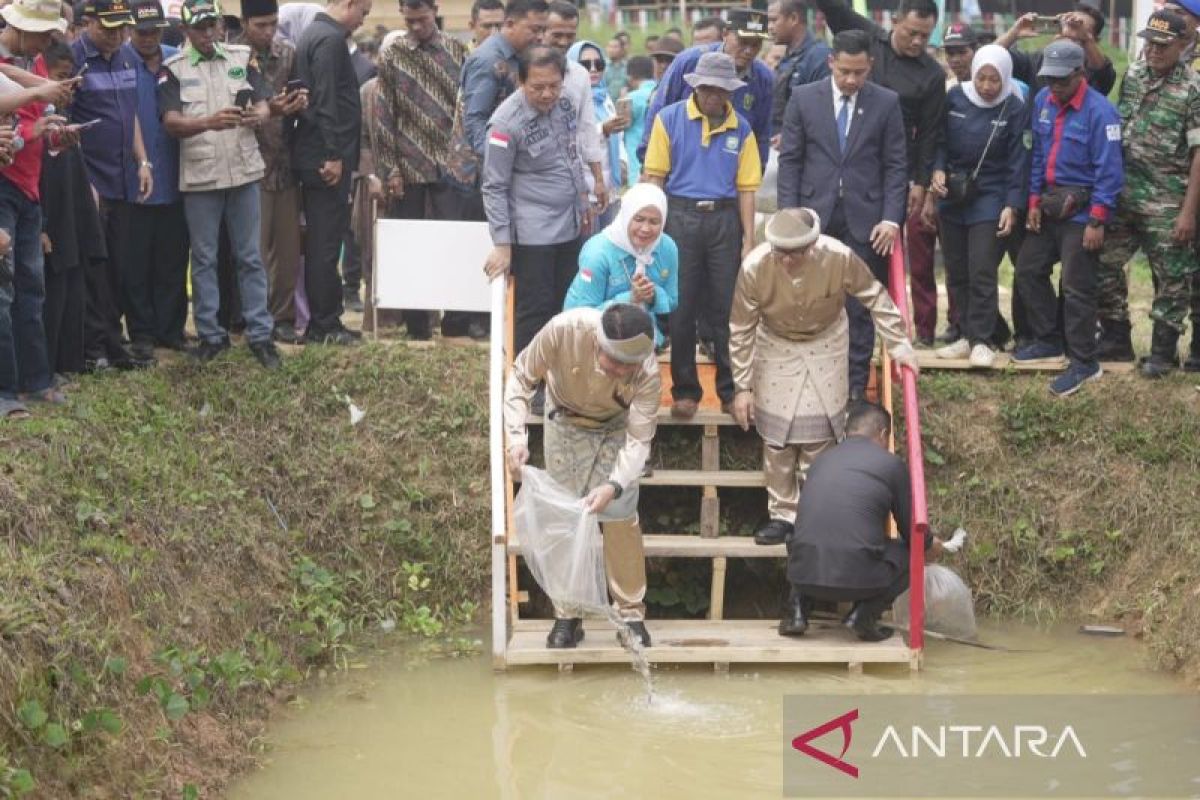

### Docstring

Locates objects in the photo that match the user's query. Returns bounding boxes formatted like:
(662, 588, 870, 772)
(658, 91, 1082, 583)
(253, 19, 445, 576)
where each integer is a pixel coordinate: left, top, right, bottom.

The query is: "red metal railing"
(887, 241, 928, 654)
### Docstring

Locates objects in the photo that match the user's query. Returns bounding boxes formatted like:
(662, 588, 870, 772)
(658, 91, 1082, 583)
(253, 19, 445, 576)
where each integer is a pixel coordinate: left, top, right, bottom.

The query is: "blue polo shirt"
(123, 42, 179, 206)
(638, 42, 774, 168)
(642, 96, 762, 200)
(70, 34, 140, 202)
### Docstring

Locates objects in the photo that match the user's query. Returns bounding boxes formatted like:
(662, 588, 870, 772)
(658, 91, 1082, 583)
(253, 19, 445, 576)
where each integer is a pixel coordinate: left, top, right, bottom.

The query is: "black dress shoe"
(190, 338, 231, 363)
(83, 357, 113, 374)
(467, 320, 489, 341)
(307, 328, 361, 347)
(754, 519, 792, 546)
(272, 323, 303, 345)
(249, 340, 282, 370)
(841, 603, 862, 628)
(779, 596, 809, 637)
(851, 613, 894, 642)
(547, 618, 584, 649)
(130, 339, 156, 361)
(619, 621, 651, 648)
(157, 336, 190, 352)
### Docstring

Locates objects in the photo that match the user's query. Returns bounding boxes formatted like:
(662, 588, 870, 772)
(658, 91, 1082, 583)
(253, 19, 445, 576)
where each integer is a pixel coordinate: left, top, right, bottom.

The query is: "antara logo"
(791, 709, 860, 778)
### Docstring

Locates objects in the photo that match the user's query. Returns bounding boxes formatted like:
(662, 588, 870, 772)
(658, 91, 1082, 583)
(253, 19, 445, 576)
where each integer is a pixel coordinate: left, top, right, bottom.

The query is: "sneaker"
(968, 343, 997, 369)
(1012, 341, 1064, 363)
(343, 288, 364, 313)
(191, 338, 231, 363)
(935, 338, 970, 359)
(249, 340, 282, 370)
(272, 322, 303, 345)
(1049, 362, 1103, 398)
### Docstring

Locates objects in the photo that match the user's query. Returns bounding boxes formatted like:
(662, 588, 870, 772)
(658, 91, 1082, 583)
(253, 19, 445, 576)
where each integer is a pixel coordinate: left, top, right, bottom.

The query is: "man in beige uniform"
(729, 208, 917, 546)
(505, 303, 660, 649)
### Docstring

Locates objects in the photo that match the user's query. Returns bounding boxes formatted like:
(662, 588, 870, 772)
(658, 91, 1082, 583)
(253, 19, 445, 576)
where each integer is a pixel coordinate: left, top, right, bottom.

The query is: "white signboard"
(373, 219, 495, 313)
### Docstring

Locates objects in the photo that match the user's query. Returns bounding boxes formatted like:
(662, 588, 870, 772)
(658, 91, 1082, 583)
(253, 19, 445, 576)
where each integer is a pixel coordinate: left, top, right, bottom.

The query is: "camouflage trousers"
(1097, 208, 1200, 331)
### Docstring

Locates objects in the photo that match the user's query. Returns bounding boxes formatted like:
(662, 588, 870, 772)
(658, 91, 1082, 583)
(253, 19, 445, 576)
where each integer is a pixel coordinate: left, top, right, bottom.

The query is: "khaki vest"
(165, 44, 266, 192)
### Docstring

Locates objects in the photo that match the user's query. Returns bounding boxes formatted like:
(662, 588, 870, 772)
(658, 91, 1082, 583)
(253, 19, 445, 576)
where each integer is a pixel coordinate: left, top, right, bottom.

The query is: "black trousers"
(825, 201, 887, 396)
(43, 262, 84, 374)
(512, 237, 583, 356)
(666, 201, 742, 404)
(83, 256, 126, 361)
(342, 231, 362, 296)
(794, 566, 910, 623)
(388, 182, 462, 337)
(123, 201, 189, 345)
(1015, 219, 1098, 365)
(941, 219, 1004, 347)
(300, 169, 353, 336)
(96, 198, 130, 342)
(216, 222, 242, 334)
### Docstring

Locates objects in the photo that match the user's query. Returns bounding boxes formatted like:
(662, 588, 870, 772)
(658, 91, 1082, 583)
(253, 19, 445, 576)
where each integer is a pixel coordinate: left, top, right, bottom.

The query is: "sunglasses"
(579, 58, 605, 72)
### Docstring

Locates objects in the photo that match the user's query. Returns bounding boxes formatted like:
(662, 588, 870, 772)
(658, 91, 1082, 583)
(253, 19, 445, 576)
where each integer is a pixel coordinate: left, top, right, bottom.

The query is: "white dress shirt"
(830, 77, 858, 140)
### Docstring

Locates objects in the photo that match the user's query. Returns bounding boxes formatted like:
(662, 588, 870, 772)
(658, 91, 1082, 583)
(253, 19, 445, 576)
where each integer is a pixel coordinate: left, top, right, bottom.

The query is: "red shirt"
(0, 56, 50, 202)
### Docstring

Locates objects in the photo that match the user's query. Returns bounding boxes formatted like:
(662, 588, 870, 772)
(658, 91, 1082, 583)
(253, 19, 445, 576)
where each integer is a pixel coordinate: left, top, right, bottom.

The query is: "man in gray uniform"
(482, 46, 589, 362)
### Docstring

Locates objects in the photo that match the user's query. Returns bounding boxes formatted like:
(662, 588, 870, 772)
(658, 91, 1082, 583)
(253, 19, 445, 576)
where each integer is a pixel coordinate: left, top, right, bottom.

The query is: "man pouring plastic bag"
(505, 304, 660, 650)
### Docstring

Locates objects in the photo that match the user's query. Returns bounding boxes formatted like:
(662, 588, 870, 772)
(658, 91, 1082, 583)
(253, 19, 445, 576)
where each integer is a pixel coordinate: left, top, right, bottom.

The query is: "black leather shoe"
(851, 613, 894, 642)
(619, 621, 651, 648)
(754, 519, 792, 546)
(272, 323, 303, 345)
(249, 340, 282, 370)
(130, 339, 156, 361)
(779, 596, 809, 637)
(546, 618, 583, 649)
(190, 338, 231, 363)
(307, 328, 361, 346)
(841, 603, 862, 629)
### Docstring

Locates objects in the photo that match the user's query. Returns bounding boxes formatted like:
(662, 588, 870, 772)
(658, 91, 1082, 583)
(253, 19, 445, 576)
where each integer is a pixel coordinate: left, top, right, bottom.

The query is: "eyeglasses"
(579, 58, 605, 72)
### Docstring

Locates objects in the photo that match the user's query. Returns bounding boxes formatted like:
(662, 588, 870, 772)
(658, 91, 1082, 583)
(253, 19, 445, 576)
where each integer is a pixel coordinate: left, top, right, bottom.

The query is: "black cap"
(727, 7, 769, 39)
(240, 0, 277, 20)
(942, 21, 977, 48)
(131, 0, 168, 29)
(84, 0, 135, 27)
(1138, 9, 1188, 44)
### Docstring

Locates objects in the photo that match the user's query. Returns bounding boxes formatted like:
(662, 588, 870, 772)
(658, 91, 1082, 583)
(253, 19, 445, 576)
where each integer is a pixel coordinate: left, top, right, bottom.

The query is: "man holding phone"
(158, 0, 282, 370)
(995, 3, 1117, 96)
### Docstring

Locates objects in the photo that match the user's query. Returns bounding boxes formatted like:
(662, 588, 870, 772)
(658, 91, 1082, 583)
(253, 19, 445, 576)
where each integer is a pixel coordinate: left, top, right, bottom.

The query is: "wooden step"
(505, 619, 914, 668)
(641, 470, 765, 488)
(915, 350, 1136, 374)
(526, 407, 738, 427)
(509, 533, 785, 558)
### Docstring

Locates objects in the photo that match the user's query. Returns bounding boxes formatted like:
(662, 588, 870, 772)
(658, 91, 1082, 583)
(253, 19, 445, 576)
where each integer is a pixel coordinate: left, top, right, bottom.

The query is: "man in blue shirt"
(1013, 41, 1123, 397)
(638, 7, 773, 170)
(768, 0, 830, 140)
(122, 0, 188, 354)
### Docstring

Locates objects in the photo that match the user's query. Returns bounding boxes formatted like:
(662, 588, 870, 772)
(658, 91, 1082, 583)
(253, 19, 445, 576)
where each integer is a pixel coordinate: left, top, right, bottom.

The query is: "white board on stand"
(373, 219, 494, 313)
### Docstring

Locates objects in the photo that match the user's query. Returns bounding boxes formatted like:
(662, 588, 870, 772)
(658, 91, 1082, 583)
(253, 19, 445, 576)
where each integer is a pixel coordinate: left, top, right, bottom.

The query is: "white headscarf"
(604, 183, 668, 277)
(962, 44, 1017, 109)
(277, 3, 323, 45)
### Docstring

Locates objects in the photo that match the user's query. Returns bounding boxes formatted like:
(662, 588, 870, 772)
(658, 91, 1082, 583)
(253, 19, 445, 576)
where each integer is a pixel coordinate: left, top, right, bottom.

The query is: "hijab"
(568, 39, 623, 187)
(962, 44, 1017, 109)
(277, 3, 322, 45)
(604, 183, 668, 276)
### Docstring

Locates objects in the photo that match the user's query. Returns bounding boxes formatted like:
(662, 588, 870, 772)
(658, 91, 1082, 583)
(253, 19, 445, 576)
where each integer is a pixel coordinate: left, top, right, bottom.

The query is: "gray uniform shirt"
(482, 91, 588, 246)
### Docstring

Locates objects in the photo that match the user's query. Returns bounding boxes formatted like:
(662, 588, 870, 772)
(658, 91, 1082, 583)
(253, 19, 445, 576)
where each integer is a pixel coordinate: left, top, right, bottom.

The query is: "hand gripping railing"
(887, 239, 927, 655)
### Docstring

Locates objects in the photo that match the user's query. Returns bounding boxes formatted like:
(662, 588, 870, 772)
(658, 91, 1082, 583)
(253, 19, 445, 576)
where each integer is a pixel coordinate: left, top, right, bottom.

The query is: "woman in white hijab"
(276, 2, 323, 44)
(562, 183, 678, 348)
(928, 44, 1030, 368)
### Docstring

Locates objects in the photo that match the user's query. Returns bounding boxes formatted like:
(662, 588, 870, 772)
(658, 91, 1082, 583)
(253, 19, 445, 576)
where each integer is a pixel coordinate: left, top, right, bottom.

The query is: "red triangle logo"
(791, 708, 859, 778)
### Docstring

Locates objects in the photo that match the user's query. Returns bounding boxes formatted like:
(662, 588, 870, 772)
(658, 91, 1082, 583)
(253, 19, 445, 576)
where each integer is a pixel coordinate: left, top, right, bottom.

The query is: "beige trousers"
(764, 439, 835, 523)
(260, 184, 302, 324)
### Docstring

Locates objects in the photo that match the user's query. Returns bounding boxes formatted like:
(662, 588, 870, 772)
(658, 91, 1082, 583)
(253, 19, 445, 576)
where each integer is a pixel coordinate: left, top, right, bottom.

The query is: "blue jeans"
(183, 183, 273, 344)
(0, 178, 51, 396)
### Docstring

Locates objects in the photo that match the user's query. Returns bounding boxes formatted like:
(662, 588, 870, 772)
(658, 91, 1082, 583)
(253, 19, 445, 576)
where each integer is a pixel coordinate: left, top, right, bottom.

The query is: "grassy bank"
(0, 345, 489, 798)
(3, 340, 1199, 797)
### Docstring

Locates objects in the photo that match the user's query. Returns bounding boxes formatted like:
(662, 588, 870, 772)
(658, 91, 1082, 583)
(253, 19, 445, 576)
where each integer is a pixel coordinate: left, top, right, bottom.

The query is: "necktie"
(837, 95, 851, 154)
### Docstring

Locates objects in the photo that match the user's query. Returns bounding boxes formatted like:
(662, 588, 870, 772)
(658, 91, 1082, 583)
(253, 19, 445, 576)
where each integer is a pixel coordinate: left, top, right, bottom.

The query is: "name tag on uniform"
(525, 127, 549, 146)
(1105, 123, 1121, 141)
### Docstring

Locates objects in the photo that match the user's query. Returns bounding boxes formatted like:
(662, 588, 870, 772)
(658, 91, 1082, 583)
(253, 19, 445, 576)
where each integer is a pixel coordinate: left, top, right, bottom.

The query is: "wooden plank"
(914, 350, 1137, 374)
(526, 407, 737, 427)
(509, 533, 785, 558)
(700, 424, 720, 538)
(709, 557, 727, 621)
(505, 619, 913, 666)
(641, 470, 765, 488)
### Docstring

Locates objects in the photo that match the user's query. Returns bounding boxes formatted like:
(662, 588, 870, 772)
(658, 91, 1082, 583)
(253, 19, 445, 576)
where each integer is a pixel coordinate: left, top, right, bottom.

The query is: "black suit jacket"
(289, 13, 362, 173)
(787, 436, 929, 591)
(776, 79, 908, 244)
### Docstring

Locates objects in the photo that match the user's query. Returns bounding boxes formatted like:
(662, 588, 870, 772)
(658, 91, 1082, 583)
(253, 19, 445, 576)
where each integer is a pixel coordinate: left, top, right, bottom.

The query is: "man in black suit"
(782, 402, 944, 641)
(777, 29, 907, 397)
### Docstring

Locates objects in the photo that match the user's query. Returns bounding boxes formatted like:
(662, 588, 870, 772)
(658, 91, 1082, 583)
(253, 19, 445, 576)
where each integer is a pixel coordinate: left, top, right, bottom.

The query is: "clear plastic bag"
(893, 564, 977, 640)
(513, 467, 608, 612)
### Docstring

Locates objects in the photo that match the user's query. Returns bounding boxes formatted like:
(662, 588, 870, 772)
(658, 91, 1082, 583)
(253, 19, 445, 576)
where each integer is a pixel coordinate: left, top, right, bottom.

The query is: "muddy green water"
(231, 623, 1180, 800)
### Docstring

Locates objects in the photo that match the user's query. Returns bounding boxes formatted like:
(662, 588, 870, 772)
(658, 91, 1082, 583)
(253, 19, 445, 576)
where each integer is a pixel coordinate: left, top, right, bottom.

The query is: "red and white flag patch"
(579, 269, 593, 283)
(488, 131, 510, 149)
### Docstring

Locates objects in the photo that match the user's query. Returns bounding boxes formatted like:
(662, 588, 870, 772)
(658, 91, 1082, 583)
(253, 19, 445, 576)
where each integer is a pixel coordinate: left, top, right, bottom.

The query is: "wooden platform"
(506, 619, 915, 669)
(510, 533, 785, 558)
(914, 350, 1137, 374)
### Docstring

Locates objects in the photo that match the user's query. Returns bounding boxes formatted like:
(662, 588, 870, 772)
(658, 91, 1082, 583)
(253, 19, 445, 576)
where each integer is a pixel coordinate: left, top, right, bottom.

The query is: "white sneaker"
(969, 343, 997, 368)
(935, 339, 970, 359)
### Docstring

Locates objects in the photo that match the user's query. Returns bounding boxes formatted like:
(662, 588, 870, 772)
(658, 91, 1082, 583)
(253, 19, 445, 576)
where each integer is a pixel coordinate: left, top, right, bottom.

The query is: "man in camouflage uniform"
(1168, 0, 1200, 370)
(1096, 10, 1200, 377)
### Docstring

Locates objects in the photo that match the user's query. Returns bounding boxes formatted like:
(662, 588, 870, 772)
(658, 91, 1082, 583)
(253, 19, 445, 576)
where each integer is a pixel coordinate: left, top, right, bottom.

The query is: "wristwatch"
(605, 480, 624, 499)
(139, 160, 153, 169)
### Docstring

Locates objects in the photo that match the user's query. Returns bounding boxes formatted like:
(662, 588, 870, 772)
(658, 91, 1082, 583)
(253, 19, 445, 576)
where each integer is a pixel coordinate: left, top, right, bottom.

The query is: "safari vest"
(164, 44, 265, 192)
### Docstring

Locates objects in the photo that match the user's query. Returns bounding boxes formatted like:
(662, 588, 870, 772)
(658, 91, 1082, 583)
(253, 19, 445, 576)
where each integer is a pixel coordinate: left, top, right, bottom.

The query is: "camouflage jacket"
(1116, 59, 1200, 209)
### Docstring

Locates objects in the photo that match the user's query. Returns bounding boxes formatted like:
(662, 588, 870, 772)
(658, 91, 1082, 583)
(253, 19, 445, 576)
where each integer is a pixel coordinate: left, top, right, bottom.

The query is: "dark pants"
(123, 201, 189, 346)
(0, 178, 51, 395)
(43, 262, 84, 375)
(794, 566, 910, 623)
(666, 200, 742, 404)
(906, 206, 940, 341)
(341, 229, 361, 296)
(300, 169, 353, 336)
(97, 198, 130, 345)
(1015, 219, 1098, 366)
(942, 219, 1004, 347)
(512, 237, 583, 355)
(388, 181, 462, 337)
(84, 256, 127, 362)
(826, 201, 887, 397)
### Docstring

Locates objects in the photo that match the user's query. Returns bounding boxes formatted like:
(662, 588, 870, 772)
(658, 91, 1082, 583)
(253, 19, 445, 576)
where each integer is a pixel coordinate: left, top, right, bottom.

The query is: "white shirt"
(564, 61, 606, 166)
(830, 76, 858, 140)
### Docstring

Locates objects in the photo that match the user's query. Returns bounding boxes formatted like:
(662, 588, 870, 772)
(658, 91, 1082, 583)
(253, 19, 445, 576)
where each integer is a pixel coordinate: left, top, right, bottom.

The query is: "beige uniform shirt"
(730, 237, 912, 393)
(504, 308, 661, 489)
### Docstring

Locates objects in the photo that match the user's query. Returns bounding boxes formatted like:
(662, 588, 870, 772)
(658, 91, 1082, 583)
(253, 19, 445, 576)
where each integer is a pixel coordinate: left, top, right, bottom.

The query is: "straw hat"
(0, 0, 68, 33)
